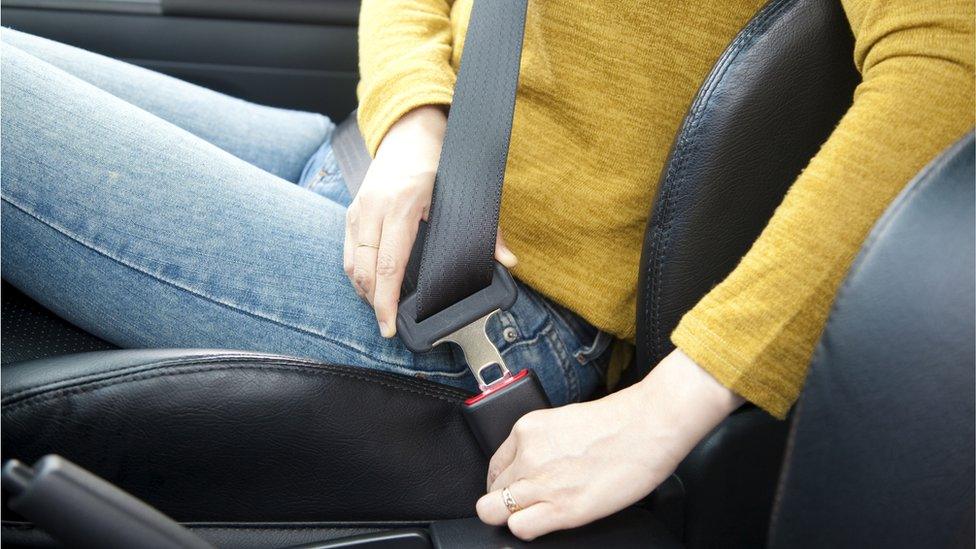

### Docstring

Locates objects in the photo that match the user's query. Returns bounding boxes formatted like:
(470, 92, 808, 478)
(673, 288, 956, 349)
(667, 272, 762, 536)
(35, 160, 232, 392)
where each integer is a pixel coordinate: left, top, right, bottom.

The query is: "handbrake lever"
(2, 455, 213, 549)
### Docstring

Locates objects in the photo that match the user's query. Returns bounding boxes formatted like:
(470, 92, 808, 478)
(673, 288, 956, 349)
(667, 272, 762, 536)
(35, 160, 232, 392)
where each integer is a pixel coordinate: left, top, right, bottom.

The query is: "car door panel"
(1, 0, 360, 118)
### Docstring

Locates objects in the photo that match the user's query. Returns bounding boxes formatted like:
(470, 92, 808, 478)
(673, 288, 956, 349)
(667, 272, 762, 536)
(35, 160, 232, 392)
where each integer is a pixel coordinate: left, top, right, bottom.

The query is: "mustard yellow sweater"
(357, 0, 974, 417)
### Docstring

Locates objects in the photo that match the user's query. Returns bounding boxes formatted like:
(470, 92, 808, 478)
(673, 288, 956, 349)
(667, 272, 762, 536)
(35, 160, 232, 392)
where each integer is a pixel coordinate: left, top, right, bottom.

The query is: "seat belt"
(335, 0, 550, 455)
(399, 0, 550, 456)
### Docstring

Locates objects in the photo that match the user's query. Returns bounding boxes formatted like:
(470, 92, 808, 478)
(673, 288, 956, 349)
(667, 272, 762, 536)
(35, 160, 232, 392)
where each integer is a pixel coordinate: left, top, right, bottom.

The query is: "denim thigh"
(1, 28, 331, 183)
(1, 41, 607, 407)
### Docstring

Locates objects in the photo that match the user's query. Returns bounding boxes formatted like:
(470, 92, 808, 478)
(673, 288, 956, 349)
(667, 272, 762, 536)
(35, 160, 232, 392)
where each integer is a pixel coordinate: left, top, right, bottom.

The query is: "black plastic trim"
(1, 0, 161, 15)
(1, 0, 361, 26)
(161, 0, 360, 26)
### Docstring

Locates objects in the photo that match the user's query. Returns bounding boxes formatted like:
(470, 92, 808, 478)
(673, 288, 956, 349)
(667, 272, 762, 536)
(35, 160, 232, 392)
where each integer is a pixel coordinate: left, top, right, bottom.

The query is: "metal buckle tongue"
(434, 311, 511, 391)
(396, 263, 519, 391)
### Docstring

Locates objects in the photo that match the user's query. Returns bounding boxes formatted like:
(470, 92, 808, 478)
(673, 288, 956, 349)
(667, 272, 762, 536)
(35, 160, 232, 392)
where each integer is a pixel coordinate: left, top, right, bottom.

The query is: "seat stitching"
(4, 353, 468, 403)
(649, 0, 793, 361)
(3, 364, 464, 412)
(2, 353, 286, 402)
(178, 521, 428, 528)
(2, 520, 446, 530)
(644, 0, 794, 365)
(3, 363, 469, 412)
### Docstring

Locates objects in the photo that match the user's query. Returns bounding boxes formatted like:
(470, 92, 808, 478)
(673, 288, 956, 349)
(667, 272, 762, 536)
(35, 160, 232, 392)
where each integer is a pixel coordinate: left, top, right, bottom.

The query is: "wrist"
(637, 349, 743, 415)
(375, 105, 447, 170)
(627, 349, 744, 460)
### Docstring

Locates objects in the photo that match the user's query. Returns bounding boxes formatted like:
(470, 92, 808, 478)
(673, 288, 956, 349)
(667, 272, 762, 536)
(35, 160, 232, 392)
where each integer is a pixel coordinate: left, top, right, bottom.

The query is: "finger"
(353, 209, 384, 303)
(494, 228, 517, 268)
(489, 455, 524, 494)
(507, 501, 567, 541)
(486, 435, 518, 490)
(343, 210, 360, 296)
(372, 212, 419, 338)
(476, 480, 541, 526)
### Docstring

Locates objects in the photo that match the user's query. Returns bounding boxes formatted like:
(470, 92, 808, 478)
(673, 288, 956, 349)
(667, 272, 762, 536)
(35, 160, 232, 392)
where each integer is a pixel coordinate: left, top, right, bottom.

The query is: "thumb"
(494, 228, 518, 268)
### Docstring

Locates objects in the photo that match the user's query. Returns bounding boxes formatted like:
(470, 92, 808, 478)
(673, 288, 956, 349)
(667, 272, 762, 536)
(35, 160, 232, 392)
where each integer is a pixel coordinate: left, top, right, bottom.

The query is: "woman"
(2, 0, 972, 541)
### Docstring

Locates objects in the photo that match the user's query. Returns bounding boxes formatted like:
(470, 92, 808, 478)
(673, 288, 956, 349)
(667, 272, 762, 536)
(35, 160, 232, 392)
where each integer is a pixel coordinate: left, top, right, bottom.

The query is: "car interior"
(1, 0, 973, 548)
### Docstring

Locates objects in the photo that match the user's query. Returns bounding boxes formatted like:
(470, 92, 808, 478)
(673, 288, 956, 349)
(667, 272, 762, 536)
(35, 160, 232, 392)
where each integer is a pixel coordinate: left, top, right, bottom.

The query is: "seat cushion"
(1, 281, 115, 364)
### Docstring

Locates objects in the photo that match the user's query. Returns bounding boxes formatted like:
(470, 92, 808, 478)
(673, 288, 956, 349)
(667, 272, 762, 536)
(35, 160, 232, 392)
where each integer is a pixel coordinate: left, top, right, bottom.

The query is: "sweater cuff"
(671, 314, 795, 419)
(357, 69, 455, 157)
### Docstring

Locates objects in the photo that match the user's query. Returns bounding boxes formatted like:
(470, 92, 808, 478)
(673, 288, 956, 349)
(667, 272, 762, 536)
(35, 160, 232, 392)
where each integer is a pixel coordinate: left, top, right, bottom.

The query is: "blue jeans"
(0, 29, 609, 406)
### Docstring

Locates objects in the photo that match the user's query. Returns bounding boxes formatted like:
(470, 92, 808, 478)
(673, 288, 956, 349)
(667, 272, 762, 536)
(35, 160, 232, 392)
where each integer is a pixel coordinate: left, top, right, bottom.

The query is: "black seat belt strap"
(395, 0, 529, 376)
(328, 0, 553, 455)
(393, 0, 550, 455)
(413, 0, 528, 320)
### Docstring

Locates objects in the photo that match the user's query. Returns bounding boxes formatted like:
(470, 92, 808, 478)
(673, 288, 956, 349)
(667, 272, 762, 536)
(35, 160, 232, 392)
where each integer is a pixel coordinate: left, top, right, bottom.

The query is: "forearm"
(673, 0, 974, 418)
(357, 0, 457, 156)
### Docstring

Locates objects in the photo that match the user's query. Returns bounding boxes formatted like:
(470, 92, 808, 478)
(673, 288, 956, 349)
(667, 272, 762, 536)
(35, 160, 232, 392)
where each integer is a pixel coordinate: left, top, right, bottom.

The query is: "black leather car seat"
(634, 0, 857, 545)
(767, 132, 975, 548)
(2, 0, 860, 546)
(377, 129, 976, 549)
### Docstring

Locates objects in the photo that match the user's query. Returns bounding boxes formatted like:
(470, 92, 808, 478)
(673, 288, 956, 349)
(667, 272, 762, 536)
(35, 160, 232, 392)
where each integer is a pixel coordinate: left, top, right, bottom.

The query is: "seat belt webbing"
(412, 0, 529, 320)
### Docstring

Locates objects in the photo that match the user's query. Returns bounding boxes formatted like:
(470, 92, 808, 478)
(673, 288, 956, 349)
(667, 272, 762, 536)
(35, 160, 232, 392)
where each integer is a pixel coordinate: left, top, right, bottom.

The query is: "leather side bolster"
(634, 0, 859, 376)
(768, 132, 975, 549)
(2, 349, 487, 523)
(2, 349, 276, 400)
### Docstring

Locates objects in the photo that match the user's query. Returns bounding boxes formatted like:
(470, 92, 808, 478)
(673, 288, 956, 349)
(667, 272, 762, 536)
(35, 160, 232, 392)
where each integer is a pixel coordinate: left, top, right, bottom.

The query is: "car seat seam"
(1, 519, 445, 531)
(3, 363, 469, 411)
(2, 353, 288, 401)
(645, 0, 793, 364)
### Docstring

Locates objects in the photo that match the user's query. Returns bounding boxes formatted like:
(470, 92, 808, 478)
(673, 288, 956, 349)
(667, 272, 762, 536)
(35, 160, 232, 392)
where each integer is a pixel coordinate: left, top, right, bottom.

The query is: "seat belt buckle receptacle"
(460, 367, 550, 455)
(397, 263, 551, 455)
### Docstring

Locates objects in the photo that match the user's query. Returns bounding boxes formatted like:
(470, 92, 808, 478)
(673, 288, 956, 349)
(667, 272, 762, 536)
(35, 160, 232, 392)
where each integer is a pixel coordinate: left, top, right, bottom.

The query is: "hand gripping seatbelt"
(393, 0, 551, 455)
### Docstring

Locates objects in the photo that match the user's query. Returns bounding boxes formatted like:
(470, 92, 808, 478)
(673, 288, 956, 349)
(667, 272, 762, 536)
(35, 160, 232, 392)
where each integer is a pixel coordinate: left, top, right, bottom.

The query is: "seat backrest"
(632, 0, 860, 379)
(631, 2, 860, 546)
(768, 132, 976, 548)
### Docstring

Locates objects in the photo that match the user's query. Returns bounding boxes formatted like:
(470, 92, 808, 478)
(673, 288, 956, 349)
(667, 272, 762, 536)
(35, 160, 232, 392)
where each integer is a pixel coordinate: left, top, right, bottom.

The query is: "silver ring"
(501, 487, 522, 514)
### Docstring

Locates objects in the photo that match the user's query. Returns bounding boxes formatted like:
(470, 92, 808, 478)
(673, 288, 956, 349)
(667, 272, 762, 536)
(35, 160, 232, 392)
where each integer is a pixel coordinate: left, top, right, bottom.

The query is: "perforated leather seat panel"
(1, 282, 115, 365)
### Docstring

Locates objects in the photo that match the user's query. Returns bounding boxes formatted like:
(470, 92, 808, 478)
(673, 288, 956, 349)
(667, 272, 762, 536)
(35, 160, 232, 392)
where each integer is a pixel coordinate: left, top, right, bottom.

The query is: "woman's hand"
(476, 349, 744, 541)
(344, 106, 517, 337)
